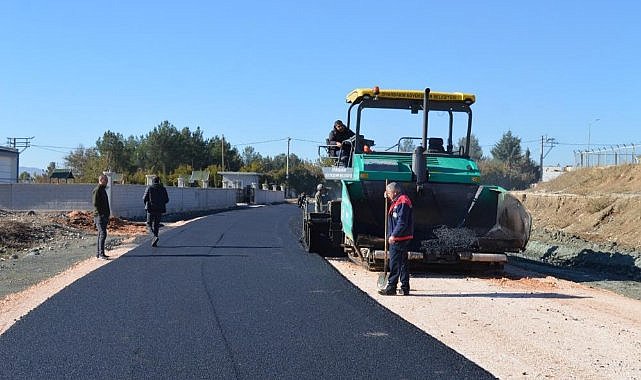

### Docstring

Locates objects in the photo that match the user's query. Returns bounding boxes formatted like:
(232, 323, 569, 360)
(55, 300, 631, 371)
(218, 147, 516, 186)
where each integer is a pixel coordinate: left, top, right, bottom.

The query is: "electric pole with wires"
(6, 137, 34, 152)
(539, 135, 557, 181)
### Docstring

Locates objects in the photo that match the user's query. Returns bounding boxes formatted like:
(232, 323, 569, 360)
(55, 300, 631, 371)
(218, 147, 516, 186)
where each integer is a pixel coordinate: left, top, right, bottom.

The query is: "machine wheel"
(305, 223, 323, 254)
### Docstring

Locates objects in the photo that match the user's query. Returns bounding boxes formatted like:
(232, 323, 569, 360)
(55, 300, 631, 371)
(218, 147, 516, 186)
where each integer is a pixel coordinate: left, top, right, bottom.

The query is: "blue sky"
(2, 0, 640, 170)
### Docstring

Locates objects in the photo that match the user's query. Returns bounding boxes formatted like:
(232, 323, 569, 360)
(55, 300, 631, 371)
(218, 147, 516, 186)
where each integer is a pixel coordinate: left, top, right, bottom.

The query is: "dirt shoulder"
(0, 210, 146, 299)
(512, 165, 641, 293)
(328, 258, 641, 379)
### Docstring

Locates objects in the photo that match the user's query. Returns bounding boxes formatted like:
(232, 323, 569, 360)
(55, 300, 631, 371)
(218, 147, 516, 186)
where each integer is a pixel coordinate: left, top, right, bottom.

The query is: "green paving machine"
(303, 86, 531, 269)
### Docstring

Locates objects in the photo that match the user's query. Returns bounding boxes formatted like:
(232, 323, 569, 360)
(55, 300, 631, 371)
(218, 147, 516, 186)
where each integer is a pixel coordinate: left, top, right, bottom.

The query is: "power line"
(32, 146, 71, 154)
(291, 138, 324, 144)
(31, 144, 80, 149)
(234, 138, 289, 147)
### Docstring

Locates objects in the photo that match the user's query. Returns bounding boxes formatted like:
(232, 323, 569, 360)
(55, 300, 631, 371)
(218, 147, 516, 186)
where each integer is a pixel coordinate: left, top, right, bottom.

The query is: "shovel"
(377, 180, 389, 290)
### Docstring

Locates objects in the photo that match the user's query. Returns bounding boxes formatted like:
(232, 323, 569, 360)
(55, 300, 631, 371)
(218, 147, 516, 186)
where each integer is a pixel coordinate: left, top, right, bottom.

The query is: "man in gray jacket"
(143, 176, 169, 247)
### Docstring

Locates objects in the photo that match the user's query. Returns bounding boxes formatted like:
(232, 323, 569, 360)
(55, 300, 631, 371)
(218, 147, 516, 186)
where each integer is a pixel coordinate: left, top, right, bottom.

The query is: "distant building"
(542, 165, 571, 182)
(219, 172, 260, 189)
(49, 169, 75, 183)
(0, 146, 19, 184)
(189, 170, 210, 188)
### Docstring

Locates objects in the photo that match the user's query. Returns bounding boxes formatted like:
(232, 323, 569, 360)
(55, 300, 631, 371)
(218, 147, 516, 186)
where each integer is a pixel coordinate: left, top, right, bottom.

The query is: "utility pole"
(587, 118, 600, 167)
(6, 136, 34, 152)
(6, 137, 34, 184)
(286, 137, 291, 198)
(221, 135, 225, 171)
(539, 135, 557, 181)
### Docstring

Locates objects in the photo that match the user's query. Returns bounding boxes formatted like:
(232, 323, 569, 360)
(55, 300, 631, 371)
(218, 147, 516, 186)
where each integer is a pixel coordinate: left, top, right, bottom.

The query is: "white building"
(542, 165, 571, 182)
(219, 172, 261, 189)
(0, 146, 19, 184)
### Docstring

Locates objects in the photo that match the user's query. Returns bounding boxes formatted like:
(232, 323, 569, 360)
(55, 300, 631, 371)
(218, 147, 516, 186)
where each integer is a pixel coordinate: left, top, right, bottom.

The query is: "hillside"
(520, 164, 641, 253)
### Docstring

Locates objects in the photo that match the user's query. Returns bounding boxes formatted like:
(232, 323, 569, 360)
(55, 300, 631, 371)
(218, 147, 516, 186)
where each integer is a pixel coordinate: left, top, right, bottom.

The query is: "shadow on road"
(123, 254, 250, 258)
(133, 245, 282, 249)
(406, 292, 590, 299)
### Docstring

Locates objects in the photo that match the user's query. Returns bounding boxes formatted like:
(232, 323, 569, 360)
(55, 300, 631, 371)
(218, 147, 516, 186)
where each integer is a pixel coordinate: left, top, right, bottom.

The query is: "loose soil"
(515, 164, 641, 294)
(0, 210, 147, 298)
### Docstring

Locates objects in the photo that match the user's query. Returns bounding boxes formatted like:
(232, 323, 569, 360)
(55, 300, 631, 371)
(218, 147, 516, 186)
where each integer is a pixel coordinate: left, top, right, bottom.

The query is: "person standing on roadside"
(379, 182, 413, 296)
(314, 184, 329, 212)
(143, 176, 169, 247)
(92, 174, 111, 260)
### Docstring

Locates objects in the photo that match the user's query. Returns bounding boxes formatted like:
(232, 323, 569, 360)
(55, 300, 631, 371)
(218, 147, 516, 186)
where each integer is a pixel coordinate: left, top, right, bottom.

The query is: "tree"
(241, 146, 262, 166)
(241, 160, 264, 173)
(19, 171, 32, 182)
(208, 136, 242, 171)
(270, 153, 302, 170)
(207, 164, 223, 187)
(478, 131, 539, 190)
(491, 131, 522, 168)
(46, 162, 56, 176)
(96, 131, 130, 173)
(143, 121, 184, 175)
(286, 162, 324, 195)
(457, 134, 483, 161)
(64, 146, 107, 182)
(169, 164, 194, 187)
(399, 139, 417, 153)
(519, 148, 540, 185)
(179, 127, 210, 170)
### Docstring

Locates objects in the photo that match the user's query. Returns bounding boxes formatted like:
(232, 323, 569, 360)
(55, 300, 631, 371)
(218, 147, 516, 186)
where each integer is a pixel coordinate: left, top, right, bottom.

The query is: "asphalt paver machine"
(303, 86, 531, 269)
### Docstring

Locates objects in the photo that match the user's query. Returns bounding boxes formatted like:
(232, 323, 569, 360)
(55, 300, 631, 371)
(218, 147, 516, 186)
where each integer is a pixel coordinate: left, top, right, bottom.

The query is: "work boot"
(399, 288, 410, 296)
(378, 287, 396, 296)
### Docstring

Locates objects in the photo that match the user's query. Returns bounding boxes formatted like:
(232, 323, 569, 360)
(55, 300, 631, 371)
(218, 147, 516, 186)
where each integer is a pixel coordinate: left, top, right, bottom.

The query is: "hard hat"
(317, 184, 324, 190)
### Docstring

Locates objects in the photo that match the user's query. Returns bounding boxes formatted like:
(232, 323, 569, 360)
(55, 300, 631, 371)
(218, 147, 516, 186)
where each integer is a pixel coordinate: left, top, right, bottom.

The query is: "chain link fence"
(574, 144, 640, 168)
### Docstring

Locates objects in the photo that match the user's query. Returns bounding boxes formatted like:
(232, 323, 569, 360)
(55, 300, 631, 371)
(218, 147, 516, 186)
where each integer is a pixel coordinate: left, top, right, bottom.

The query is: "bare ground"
(328, 258, 641, 379)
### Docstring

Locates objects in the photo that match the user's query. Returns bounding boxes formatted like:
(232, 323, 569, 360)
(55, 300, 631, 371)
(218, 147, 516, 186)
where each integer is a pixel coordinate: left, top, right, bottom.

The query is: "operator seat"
(427, 137, 445, 153)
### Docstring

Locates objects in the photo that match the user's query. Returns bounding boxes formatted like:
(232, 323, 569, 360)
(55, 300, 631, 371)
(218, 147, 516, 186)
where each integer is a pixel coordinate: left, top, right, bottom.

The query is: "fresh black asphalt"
(0, 204, 494, 379)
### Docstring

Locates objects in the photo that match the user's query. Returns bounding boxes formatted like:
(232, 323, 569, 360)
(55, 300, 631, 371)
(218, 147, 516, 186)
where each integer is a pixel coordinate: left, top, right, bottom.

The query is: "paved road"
(0, 204, 493, 379)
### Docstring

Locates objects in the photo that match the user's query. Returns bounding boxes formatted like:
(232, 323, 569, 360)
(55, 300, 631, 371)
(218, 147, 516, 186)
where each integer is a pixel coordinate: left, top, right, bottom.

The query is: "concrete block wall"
(110, 184, 146, 217)
(0, 184, 95, 211)
(110, 186, 239, 218)
(254, 189, 285, 204)
(0, 183, 277, 218)
(0, 185, 11, 209)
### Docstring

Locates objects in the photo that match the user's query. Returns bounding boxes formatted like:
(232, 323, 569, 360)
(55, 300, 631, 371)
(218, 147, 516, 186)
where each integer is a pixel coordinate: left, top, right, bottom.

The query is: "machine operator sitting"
(327, 120, 355, 166)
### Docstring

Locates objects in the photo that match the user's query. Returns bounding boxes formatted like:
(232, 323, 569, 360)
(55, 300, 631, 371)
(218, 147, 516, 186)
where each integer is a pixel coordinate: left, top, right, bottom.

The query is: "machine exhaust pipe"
(412, 145, 427, 191)
(414, 87, 430, 194)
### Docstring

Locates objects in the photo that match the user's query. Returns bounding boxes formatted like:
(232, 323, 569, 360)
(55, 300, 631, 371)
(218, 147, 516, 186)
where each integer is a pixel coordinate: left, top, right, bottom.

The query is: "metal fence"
(574, 144, 640, 168)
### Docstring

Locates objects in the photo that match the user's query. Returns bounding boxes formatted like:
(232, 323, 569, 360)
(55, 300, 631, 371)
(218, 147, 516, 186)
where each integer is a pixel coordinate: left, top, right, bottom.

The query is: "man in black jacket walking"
(143, 176, 169, 247)
(92, 174, 111, 259)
